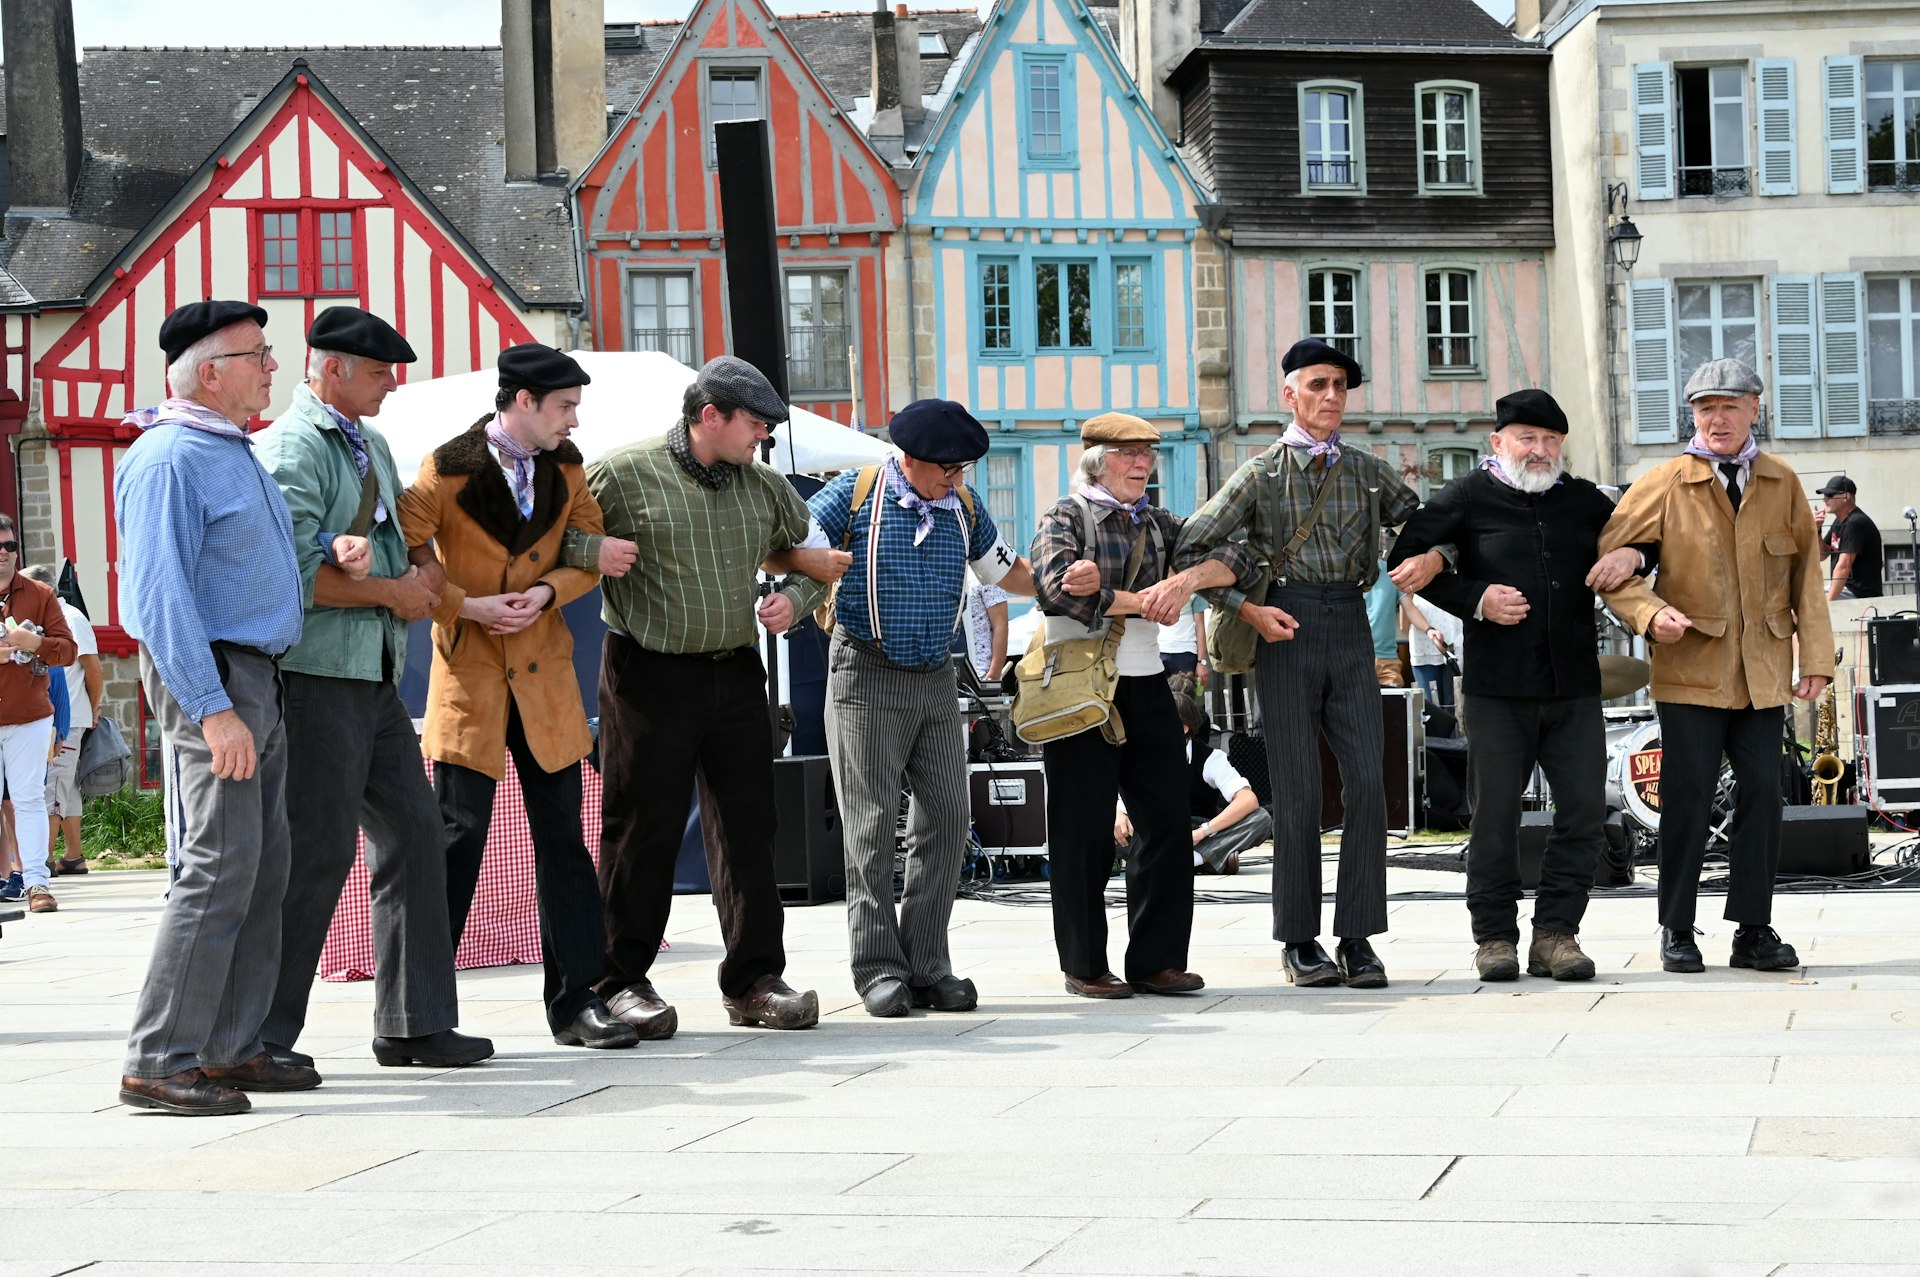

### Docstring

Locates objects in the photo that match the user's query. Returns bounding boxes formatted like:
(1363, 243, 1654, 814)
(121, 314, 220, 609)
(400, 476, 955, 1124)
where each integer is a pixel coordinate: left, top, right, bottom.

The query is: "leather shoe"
(201, 1051, 321, 1092)
(1130, 968, 1206, 995)
(1282, 941, 1342, 988)
(1731, 925, 1799, 971)
(606, 981, 680, 1040)
(372, 1028, 495, 1068)
(263, 1042, 314, 1069)
(724, 976, 820, 1029)
(862, 977, 912, 1018)
(119, 1069, 250, 1116)
(553, 1000, 641, 1049)
(1336, 938, 1388, 989)
(1661, 926, 1705, 973)
(1063, 971, 1133, 999)
(911, 974, 979, 1011)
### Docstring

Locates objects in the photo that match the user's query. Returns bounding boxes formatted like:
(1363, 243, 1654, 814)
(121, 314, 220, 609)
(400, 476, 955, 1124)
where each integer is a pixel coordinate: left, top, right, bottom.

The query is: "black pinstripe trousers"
(1255, 583, 1389, 943)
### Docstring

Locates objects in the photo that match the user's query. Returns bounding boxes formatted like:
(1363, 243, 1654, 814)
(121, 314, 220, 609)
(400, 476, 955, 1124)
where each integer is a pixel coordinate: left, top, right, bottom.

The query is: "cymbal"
(1599, 653, 1652, 701)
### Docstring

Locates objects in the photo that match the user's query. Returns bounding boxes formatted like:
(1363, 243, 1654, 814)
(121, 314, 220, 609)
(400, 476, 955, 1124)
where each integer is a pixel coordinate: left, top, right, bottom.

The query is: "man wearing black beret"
(783, 399, 1036, 1017)
(254, 307, 492, 1071)
(1389, 388, 1652, 982)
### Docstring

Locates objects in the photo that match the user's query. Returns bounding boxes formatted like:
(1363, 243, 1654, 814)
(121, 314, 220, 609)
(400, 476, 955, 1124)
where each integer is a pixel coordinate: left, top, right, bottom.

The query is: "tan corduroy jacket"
(1598, 450, 1834, 710)
(398, 418, 604, 779)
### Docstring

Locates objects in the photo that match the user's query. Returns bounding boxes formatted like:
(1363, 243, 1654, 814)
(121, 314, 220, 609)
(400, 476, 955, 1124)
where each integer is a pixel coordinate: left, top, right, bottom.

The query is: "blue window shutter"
(1755, 59, 1798, 197)
(1819, 272, 1869, 438)
(1823, 55, 1865, 194)
(1628, 278, 1678, 443)
(1632, 63, 1674, 201)
(1768, 275, 1822, 439)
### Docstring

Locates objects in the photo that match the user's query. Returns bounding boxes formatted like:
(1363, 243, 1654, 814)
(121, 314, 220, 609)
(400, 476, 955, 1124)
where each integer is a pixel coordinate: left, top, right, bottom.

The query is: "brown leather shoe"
(26, 885, 56, 913)
(1063, 972, 1134, 999)
(1130, 968, 1206, 995)
(201, 1051, 322, 1092)
(606, 981, 679, 1040)
(120, 1069, 251, 1116)
(722, 976, 819, 1029)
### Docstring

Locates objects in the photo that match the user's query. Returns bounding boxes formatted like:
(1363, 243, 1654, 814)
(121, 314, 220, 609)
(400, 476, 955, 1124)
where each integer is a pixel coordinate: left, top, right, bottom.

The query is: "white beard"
(1497, 453, 1565, 494)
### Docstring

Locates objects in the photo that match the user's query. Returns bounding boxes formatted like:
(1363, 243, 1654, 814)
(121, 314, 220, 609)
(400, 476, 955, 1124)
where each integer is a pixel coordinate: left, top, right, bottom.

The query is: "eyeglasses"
(1109, 446, 1155, 464)
(207, 346, 274, 369)
(0, 542, 17, 554)
(938, 462, 973, 480)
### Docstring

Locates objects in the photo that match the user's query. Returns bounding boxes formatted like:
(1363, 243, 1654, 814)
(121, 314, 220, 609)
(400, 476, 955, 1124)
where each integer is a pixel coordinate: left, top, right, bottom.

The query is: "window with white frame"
(1423, 270, 1476, 373)
(1676, 65, 1751, 196)
(1868, 275, 1920, 432)
(786, 271, 850, 396)
(1676, 280, 1761, 436)
(707, 69, 761, 164)
(629, 273, 694, 365)
(1112, 260, 1148, 350)
(982, 449, 1020, 528)
(980, 260, 1015, 352)
(1423, 446, 1478, 496)
(1418, 84, 1478, 190)
(1301, 83, 1361, 189)
(1867, 60, 1920, 191)
(1306, 269, 1360, 358)
(1035, 260, 1093, 349)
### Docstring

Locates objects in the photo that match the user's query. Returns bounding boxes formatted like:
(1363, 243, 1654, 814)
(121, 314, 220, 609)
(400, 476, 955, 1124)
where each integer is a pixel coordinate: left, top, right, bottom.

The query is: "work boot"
(1527, 928, 1596, 981)
(1661, 926, 1705, 973)
(1730, 925, 1799, 971)
(1474, 939, 1520, 982)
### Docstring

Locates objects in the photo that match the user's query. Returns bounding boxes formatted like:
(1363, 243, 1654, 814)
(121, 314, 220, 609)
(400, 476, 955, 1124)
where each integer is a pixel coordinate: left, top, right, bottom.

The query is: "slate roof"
(775, 9, 982, 114)
(1214, 0, 1533, 48)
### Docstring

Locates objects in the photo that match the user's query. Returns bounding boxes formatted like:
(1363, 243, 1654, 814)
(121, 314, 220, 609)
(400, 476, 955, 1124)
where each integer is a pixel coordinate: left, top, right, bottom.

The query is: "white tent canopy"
(375, 349, 891, 482)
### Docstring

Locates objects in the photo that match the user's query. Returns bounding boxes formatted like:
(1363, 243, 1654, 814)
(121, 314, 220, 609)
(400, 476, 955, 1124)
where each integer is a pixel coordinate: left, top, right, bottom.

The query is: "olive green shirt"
(581, 435, 811, 653)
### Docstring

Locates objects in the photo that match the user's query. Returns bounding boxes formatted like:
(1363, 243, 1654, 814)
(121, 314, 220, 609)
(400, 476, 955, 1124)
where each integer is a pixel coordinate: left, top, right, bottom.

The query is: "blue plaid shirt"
(805, 468, 1009, 668)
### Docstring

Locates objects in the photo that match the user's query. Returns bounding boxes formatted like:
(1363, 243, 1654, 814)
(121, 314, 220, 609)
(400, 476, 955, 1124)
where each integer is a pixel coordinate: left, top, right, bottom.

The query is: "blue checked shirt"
(795, 468, 1013, 669)
(116, 425, 304, 721)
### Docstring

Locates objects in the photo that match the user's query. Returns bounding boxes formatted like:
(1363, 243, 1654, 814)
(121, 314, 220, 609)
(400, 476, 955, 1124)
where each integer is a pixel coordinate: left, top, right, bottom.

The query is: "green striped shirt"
(585, 435, 811, 654)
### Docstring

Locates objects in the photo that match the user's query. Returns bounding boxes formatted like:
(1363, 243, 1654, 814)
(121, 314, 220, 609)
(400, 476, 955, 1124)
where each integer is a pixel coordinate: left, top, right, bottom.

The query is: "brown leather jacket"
(0, 574, 77, 728)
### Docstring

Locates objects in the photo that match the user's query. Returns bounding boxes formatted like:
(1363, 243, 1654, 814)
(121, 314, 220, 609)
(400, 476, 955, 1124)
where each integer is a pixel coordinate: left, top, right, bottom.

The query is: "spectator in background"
(1116, 691, 1268, 877)
(1401, 593, 1462, 728)
(1158, 596, 1208, 690)
(0, 521, 77, 915)
(958, 578, 1010, 683)
(22, 563, 102, 876)
(1364, 557, 1406, 688)
(1817, 476, 1882, 601)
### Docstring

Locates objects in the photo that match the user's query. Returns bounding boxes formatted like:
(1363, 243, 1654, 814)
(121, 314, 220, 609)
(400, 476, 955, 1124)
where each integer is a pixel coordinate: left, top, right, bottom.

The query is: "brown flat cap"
(1080, 413, 1160, 445)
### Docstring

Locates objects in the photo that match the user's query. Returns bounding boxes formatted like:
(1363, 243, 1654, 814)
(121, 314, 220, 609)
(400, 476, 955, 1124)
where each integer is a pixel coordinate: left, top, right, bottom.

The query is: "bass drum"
(1609, 721, 1665, 832)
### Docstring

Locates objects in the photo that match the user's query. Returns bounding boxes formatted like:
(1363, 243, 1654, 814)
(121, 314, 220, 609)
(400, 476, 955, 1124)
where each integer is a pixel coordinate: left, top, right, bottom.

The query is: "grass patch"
(80, 786, 168, 870)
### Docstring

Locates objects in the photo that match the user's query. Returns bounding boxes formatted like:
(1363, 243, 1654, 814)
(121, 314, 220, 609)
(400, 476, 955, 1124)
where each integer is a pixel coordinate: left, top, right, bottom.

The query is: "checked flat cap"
(698, 355, 788, 424)
(1684, 357, 1763, 402)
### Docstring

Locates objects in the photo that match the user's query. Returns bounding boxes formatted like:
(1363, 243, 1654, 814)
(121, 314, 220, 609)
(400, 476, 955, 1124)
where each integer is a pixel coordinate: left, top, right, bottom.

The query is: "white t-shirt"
(1407, 596, 1462, 667)
(1042, 611, 1165, 677)
(58, 601, 96, 725)
(1157, 601, 1201, 655)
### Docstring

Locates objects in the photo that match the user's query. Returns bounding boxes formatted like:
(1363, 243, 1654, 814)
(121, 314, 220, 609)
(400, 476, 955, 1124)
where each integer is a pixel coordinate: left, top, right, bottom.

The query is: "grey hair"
(19, 563, 53, 585)
(1077, 445, 1111, 484)
(165, 330, 227, 397)
(306, 347, 360, 380)
(1283, 368, 1301, 393)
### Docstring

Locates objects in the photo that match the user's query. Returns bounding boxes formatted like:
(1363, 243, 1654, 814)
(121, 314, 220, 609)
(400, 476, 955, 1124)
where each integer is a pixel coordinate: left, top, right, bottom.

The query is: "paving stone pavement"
(5, 858, 1919, 1275)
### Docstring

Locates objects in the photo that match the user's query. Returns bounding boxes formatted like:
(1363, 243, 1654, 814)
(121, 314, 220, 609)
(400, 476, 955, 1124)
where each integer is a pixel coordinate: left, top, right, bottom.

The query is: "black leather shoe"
(862, 977, 912, 1018)
(264, 1042, 314, 1069)
(201, 1052, 321, 1092)
(723, 976, 820, 1029)
(1282, 941, 1342, 988)
(606, 981, 680, 1040)
(371, 1029, 495, 1068)
(1336, 938, 1388, 989)
(1661, 926, 1705, 973)
(910, 974, 978, 1012)
(1731, 925, 1799, 971)
(553, 1000, 641, 1049)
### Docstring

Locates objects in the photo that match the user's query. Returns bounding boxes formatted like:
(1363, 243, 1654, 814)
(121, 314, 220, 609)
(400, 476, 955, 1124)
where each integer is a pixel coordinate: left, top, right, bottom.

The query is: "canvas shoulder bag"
(1206, 449, 1343, 674)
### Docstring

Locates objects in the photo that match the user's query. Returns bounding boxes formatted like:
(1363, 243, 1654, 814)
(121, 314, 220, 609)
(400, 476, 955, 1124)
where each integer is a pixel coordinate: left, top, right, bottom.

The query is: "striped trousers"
(1256, 583, 1390, 943)
(825, 635, 970, 994)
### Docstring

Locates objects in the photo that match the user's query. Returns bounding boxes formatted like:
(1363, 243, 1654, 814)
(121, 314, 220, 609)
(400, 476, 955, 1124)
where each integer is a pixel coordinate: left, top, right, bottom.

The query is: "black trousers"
(1655, 700, 1785, 930)
(1461, 694, 1605, 943)
(1042, 675, 1194, 982)
(596, 633, 787, 1000)
(437, 702, 606, 1031)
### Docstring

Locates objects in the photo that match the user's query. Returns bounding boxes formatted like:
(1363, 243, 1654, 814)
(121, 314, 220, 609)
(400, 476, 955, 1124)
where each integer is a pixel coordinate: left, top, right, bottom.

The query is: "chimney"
(501, 0, 607, 182)
(868, 5, 906, 161)
(1117, 0, 1199, 138)
(894, 4, 923, 125)
(1, 0, 84, 212)
(1513, 0, 1543, 39)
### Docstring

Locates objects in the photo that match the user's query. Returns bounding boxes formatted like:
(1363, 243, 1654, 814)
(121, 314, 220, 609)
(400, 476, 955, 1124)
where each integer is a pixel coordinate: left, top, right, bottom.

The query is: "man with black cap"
(1599, 357, 1832, 974)
(116, 300, 314, 1114)
(253, 307, 491, 1071)
(583, 355, 827, 1036)
(398, 341, 638, 1050)
(1389, 389, 1653, 982)
(1174, 338, 1428, 988)
(782, 399, 1035, 1016)
(1817, 475, 1882, 601)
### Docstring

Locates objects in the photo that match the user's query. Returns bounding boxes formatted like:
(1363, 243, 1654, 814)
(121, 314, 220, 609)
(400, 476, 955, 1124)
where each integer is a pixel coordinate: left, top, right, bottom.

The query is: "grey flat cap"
(698, 355, 788, 424)
(1684, 357, 1764, 401)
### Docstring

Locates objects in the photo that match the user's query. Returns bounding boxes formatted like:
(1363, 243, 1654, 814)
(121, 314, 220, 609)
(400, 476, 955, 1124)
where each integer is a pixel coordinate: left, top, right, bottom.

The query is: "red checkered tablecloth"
(318, 755, 603, 982)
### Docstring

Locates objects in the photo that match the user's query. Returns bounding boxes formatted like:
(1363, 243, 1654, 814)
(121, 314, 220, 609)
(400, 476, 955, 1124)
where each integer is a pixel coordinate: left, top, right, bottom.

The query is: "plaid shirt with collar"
(1030, 496, 1187, 633)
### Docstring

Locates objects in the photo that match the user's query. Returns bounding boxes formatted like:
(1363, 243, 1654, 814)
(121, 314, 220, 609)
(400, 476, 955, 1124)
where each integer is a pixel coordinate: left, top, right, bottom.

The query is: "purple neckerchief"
(1682, 432, 1759, 474)
(324, 403, 388, 525)
(1281, 422, 1340, 465)
(1077, 482, 1149, 525)
(122, 398, 249, 440)
(884, 455, 962, 546)
(486, 417, 537, 519)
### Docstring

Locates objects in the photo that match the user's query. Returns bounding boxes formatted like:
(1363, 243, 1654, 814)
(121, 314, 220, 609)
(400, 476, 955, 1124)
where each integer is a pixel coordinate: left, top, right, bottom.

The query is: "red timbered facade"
(29, 63, 541, 655)
(574, 0, 904, 426)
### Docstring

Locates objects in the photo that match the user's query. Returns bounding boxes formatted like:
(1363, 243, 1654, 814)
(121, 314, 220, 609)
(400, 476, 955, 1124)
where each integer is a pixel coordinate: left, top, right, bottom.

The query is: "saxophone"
(1810, 652, 1843, 805)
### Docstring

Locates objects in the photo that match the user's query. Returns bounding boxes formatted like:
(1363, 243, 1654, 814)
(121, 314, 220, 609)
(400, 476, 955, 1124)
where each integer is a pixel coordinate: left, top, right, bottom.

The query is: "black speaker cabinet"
(1855, 684, 1920, 808)
(773, 755, 844, 904)
(713, 119, 789, 402)
(1516, 810, 1555, 890)
(1318, 688, 1425, 836)
(1778, 804, 1870, 876)
(1869, 617, 1920, 685)
(968, 761, 1047, 856)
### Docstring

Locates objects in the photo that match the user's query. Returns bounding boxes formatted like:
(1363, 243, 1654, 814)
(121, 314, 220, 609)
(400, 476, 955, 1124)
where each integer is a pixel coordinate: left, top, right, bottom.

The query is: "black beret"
(498, 343, 590, 392)
(306, 307, 417, 364)
(888, 398, 990, 464)
(1280, 338, 1364, 388)
(1495, 388, 1569, 435)
(697, 355, 788, 424)
(158, 299, 268, 365)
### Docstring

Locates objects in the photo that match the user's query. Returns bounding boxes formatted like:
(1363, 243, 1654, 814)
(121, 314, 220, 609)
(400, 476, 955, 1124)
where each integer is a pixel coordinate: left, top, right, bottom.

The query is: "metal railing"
(631, 327, 695, 364)
(1870, 400, 1920, 436)
(1422, 156, 1474, 186)
(1426, 336, 1475, 370)
(1678, 165, 1751, 197)
(1306, 159, 1356, 186)
(1869, 161, 1920, 192)
(787, 324, 852, 395)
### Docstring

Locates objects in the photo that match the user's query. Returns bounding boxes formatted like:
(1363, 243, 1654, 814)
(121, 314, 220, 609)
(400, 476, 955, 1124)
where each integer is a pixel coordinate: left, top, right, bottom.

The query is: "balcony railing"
(1426, 336, 1476, 371)
(1306, 159, 1356, 186)
(788, 324, 852, 396)
(632, 326, 695, 365)
(1422, 156, 1474, 186)
(1869, 161, 1920, 192)
(1678, 165, 1752, 197)
(1870, 400, 1920, 436)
